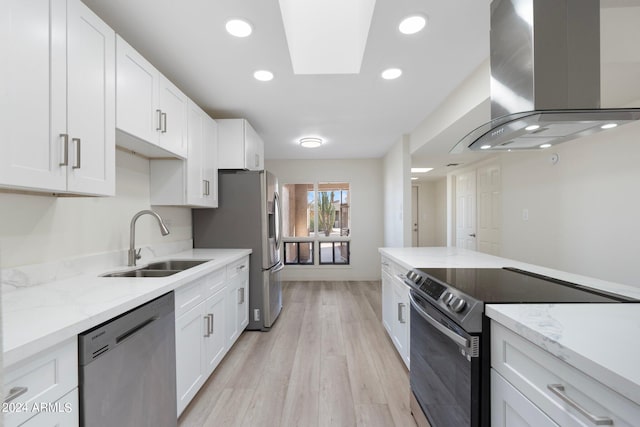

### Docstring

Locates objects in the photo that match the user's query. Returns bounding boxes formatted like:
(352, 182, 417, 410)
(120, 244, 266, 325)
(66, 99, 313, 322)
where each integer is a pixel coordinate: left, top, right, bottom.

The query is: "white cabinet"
(3, 338, 78, 427)
(381, 257, 410, 369)
(115, 36, 187, 159)
(491, 369, 559, 427)
(491, 321, 640, 427)
(217, 119, 264, 170)
(225, 256, 250, 348)
(149, 101, 218, 208)
(0, 0, 115, 196)
(174, 260, 248, 416)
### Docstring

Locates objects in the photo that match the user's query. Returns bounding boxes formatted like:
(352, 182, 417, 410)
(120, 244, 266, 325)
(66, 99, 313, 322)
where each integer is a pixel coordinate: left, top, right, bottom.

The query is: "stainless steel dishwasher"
(78, 292, 177, 427)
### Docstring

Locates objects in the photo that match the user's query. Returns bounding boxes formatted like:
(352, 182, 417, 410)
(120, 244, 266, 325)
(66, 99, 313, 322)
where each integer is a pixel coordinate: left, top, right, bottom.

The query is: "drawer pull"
(547, 384, 613, 425)
(4, 386, 28, 403)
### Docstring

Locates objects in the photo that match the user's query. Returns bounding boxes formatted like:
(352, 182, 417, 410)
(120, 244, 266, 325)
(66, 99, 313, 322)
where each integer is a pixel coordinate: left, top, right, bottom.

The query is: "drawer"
(381, 256, 405, 277)
(203, 267, 226, 297)
(491, 321, 640, 427)
(3, 338, 78, 427)
(175, 275, 207, 318)
(227, 256, 249, 281)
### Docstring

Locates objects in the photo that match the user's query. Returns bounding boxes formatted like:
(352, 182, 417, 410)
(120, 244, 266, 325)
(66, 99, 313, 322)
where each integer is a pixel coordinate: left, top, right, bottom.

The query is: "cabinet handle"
(156, 109, 162, 131)
(208, 313, 214, 334)
(238, 287, 245, 304)
(203, 180, 210, 196)
(255, 154, 260, 168)
(4, 386, 28, 403)
(204, 315, 211, 337)
(398, 303, 406, 324)
(161, 112, 167, 133)
(59, 134, 69, 166)
(72, 138, 81, 169)
(236, 265, 246, 271)
(547, 384, 613, 425)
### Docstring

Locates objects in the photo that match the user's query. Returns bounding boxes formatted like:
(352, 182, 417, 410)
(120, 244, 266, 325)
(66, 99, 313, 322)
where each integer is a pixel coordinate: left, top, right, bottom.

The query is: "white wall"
(265, 158, 383, 281)
(0, 149, 192, 268)
(499, 120, 640, 286)
(383, 136, 411, 247)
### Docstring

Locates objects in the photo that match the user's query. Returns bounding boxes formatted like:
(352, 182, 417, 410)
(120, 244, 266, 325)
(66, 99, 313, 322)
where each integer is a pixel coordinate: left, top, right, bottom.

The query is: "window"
(281, 182, 350, 265)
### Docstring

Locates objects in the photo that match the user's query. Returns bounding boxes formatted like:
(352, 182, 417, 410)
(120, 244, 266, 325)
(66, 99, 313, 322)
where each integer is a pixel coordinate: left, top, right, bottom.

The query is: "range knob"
(450, 298, 467, 313)
(442, 292, 454, 304)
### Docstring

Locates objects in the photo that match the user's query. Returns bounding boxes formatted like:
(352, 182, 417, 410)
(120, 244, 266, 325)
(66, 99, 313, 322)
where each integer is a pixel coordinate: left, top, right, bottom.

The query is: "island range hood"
(454, 0, 640, 153)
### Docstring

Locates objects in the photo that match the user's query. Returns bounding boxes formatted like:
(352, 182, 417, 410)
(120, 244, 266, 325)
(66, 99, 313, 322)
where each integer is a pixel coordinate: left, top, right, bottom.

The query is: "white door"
(66, 0, 115, 196)
(116, 35, 160, 144)
(412, 186, 419, 246)
(158, 75, 188, 158)
(203, 289, 226, 377)
(455, 171, 477, 250)
(0, 0, 67, 192)
(477, 163, 502, 255)
(175, 302, 206, 416)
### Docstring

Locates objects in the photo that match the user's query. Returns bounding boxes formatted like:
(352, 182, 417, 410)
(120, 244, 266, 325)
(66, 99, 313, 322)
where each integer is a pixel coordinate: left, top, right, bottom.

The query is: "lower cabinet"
(3, 339, 78, 427)
(174, 255, 250, 416)
(381, 257, 410, 369)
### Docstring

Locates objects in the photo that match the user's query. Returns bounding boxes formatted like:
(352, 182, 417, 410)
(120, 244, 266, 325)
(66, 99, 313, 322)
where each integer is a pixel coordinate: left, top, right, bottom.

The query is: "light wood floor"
(178, 281, 417, 427)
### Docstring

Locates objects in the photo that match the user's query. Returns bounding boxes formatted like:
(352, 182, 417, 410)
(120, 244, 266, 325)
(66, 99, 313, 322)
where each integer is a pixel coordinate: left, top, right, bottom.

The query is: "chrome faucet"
(128, 210, 170, 266)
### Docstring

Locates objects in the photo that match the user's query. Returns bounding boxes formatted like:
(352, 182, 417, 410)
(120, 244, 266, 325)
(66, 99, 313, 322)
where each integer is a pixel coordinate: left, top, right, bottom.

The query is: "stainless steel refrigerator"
(192, 170, 283, 330)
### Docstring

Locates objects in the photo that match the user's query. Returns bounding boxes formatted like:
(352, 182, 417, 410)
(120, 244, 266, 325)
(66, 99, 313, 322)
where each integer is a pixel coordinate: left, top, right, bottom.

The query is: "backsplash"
(1, 239, 192, 293)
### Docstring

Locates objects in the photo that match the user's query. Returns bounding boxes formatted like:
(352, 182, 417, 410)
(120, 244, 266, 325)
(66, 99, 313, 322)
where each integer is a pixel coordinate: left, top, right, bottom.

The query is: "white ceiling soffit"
(278, 0, 377, 74)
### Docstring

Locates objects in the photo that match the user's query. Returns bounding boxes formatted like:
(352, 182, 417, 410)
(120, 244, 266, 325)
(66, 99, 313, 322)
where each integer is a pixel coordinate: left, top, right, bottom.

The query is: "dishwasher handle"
(116, 316, 158, 344)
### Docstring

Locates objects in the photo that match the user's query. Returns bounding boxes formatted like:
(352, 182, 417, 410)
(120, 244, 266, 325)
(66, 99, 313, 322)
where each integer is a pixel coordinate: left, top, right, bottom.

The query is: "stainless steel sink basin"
(144, 260, 210, 271)
(101, 259, 211, 278)
(101, 269, 180, 278)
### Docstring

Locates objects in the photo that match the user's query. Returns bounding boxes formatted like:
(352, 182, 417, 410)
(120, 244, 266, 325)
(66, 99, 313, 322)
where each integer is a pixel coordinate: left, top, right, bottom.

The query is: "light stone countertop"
(2, 248, 250, 367)
(379, 246, 640, 404)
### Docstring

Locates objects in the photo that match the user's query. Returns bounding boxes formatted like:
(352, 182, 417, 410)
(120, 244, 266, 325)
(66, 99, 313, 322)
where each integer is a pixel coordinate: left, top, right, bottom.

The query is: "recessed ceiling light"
(525, 125, 540, 131)
(411, 167, 433, 173)
(601, 123, 618, 129)
(399, 15, 427, 35)
(382, 68, 402, 80)
(540, 143, 552, 148)
(226, 19, 253, 37)
(253, 70, 274, 81)
(480, 145, 491, 150)
(411, 177, 419, 181)
(299, 137, 323, 148)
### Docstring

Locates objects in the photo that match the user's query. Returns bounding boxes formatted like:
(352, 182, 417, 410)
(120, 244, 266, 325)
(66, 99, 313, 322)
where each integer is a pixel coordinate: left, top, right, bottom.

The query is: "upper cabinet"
(115, 36, 188, 159)
(0, 0, 115, 196)
(150, 100, 218, 208)
(217, 119, 264, 171)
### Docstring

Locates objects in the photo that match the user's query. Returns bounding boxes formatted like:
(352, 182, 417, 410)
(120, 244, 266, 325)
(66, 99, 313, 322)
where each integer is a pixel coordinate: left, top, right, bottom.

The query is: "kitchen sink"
(102, 269, 180, 278)
(101, 259, 211, 278)
(144, 260, 210, 271)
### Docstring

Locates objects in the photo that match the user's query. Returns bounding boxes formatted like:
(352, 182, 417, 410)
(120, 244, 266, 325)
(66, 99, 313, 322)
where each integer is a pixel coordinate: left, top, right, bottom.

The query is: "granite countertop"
(2, 248, 251, 367)
(486, 304, 640, 405)
(379, 246, 640, 404)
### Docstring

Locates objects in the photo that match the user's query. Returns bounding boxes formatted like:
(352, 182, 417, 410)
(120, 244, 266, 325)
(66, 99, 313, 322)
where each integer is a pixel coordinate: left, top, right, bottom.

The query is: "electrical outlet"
(253, 309, 260, 322)
(522, 209, 529, 221)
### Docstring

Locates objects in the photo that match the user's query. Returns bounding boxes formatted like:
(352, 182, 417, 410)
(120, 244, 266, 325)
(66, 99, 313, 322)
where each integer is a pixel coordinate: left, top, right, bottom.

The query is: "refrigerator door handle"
(271, 261, 285, 273)
(274, 191, 283, 252)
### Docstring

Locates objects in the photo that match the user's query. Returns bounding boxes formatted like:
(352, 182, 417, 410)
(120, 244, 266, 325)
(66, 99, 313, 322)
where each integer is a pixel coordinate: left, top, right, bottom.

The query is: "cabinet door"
(203, 289, 226, 377)
(116, 35, 160, 145)
(175, 302, 206, 416)
(201, 116, 218, 207)
(492, 370, 559, 427)
(226, 279, 239, 348)
(66, 0, 115, 196)
(244, 121, 263, 171)
(186, 100, 205, 206)
(0, 0, 67, 192)
(392, 276, 410, 366)
(19, 389, 79, 427)
(381, 269, 393, 335)
(158, 75, 188, 158)
(237, 276, 249, 330)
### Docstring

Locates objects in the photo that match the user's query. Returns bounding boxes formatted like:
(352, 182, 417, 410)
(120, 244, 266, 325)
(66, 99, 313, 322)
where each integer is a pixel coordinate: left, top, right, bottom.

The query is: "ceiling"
(81, 0, 490, 160)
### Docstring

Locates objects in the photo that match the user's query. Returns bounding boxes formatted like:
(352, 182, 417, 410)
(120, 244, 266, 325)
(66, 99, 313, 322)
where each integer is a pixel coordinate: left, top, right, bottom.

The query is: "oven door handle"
(409, 292, 470, 349)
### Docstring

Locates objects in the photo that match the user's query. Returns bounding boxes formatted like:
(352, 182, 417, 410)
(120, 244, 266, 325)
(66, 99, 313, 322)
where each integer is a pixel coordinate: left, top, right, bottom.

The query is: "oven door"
(409, 291, 481, 427)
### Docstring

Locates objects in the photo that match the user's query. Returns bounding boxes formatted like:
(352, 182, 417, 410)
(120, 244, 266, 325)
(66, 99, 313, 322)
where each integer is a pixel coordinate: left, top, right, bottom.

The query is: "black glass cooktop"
(416, 267, 634, 303)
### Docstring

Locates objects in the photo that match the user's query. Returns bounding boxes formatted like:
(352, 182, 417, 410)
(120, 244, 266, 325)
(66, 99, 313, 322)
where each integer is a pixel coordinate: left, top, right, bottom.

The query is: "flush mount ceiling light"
(540, 143, 552, 149)
(225, 19, 253, 37)
(253, 70, 274, 81)
(480, 145, 492, 150)
(299, 137, 323, 148)
(601, 123, 618, 129)
(382, 68, 402, 80)
(525, 125, 540, 131)
(411, 177, 419, 181)
(399, 15, 427, 35)
(411, 167, 433, 173)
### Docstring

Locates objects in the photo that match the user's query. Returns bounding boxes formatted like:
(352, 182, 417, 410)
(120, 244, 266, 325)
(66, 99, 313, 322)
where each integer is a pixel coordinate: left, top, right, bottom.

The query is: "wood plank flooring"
(178, 281, 417, 427)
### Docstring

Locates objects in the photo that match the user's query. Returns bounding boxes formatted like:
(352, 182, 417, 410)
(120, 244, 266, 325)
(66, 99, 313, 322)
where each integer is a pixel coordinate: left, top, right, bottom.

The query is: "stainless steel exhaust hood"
(454, 0, 640, 153)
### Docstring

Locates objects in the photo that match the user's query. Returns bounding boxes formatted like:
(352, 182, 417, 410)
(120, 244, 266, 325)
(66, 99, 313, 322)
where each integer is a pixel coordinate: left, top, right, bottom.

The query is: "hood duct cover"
(454, 0, 640, 153)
